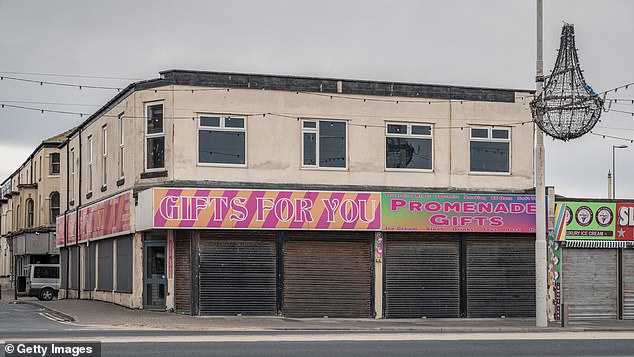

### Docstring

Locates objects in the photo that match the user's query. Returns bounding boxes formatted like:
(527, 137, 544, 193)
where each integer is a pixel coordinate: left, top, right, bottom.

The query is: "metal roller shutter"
(174, 232, 191, 314)
(624, 250, 634, 320)
(84, 243, 96, 292)
(466, 235, 535, 318)
(283, 232, 372, 318)
(384, 233, 460, 318)
(198, 231, 277, 316)
(563, 248, 617, 320)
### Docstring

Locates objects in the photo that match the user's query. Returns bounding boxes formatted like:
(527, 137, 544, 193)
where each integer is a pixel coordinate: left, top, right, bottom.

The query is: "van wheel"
(39, 288, 54, 301)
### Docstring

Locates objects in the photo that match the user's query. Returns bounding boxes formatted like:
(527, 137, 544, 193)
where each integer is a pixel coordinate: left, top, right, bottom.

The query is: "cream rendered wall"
(59, 140, 79, 213)
(30, 147, 63, 227)
(63, 84, 533, 211)
(128, 86, 533, 191)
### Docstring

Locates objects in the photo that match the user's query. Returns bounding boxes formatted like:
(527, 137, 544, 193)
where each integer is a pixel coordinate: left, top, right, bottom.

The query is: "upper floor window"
(26, 198, 34, 228)
(470, 126, 510, 173)
(198, 116, 246, 165)
(119, 113, 125, 178)
(385, 122, 433, 170)
(50, 153, 60, 175)
(87, 136, 93, 193)
(145, 103, 164, 170)
(50, 191, 60, 224)
(102, 125, 108, 186)
(301, 120, 347, 168)
(70, 148, 75, 203)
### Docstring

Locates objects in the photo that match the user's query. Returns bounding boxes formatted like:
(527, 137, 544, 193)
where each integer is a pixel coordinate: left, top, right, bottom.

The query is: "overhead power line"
(0, 102, 532, 130)
(590, 131, 634, 143)
(0, 75, 122, 91)
(0, 71, 141, 81)
(599, 81, 634, 95)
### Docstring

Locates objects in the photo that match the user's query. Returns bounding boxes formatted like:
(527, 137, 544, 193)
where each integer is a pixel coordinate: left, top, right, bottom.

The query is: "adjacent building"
(55, 70, 538, 318)
(0, 130, 70, 291)
(549, 198, 634, 321)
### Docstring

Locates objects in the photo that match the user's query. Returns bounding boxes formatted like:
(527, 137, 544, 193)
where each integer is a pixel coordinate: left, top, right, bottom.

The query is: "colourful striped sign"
(56, 191, 132, 247)
(553, 203, 568, 241)
(152, 188, 381, 230)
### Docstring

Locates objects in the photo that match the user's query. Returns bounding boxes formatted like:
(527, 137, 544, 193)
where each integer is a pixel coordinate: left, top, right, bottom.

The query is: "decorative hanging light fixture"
(530, 23, 603, 141)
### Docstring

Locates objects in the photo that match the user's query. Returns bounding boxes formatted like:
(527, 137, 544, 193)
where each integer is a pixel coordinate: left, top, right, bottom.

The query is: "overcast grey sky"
(1, 0, 633, 198)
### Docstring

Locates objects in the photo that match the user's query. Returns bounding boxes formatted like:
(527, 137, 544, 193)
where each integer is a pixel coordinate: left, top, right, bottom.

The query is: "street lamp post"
(534, 0, 548, 328)
(613, 145, 628, 198)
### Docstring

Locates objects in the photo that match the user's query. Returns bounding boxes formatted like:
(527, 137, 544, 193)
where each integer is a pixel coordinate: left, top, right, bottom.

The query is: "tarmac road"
(3, 299, 634, 356)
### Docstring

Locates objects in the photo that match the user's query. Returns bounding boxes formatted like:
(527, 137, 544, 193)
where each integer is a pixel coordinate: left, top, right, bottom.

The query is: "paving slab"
(5, 290, 634, 333)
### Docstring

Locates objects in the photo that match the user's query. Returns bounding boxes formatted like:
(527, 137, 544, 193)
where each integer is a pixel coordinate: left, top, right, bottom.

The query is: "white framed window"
(301, 119, 347, 169)
(119, 113, 124, 178)
(198, 115, 246, 165)
(469, 126, 511, 173)
(26, 198, 34, 228)
(87, 136, 93, 193)
(50, 153, 60, 175)
(70, 148, 75, 203)
(50, 191, 60, 224)
(385, 122, 433, 170)
(145, 102, 164, 171)
(102, 124, 108, 187)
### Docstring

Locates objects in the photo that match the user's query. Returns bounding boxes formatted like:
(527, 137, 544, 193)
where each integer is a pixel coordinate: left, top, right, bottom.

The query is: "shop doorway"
(143, 241, 167, 310)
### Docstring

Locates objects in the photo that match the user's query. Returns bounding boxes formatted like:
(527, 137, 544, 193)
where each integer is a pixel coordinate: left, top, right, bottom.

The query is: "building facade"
(0, 131, 69, 290)
(0, 179, 11, 281)
(57, 70, 537, 318)
(549, 198, 634, 321)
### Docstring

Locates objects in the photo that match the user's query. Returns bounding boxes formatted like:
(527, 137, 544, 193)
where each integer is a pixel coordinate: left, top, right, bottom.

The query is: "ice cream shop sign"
(137, 188, 537, 233)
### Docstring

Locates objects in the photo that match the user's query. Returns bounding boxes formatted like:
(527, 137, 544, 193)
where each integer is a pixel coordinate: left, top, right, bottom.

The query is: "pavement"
(3, 287, 634, 332)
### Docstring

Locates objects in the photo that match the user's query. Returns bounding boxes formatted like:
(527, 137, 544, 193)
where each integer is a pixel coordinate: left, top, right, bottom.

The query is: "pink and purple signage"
(56, 191, 132, 247)
(152, 188, 381, 230)
(382, 193, 536, 233)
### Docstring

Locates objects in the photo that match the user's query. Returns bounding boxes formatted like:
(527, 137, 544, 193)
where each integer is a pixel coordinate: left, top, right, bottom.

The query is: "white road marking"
(2, 331, 634, 344)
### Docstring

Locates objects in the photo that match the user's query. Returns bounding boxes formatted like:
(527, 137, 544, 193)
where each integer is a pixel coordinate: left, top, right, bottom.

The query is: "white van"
(26, 264, 60, 301)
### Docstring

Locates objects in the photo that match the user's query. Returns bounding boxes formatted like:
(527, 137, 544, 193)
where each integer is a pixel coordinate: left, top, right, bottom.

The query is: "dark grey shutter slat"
(623, 250, 634, 320)
(97, 239, 113, 291)
(174, 233, 191, 314)
(384, 233, 460, 318)
(198, 231, 276, 316)
(466, 235, 535, 318)
(115, 236, 133, 293)
(70, 246, 79, 290)
(563, 248, 617, 320)
(283, 232, 372, 318)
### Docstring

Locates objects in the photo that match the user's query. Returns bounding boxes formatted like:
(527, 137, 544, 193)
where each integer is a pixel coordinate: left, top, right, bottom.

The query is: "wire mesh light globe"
(530, 24, 603, 141)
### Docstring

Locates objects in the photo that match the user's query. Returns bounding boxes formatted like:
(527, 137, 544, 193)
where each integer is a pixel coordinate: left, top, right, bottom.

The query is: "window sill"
(468, 171, 512, 176)
(116, 178, 125, 187)
(140, 170, 168, 179)
(197, 162, 247, 168)
(385, 168, 434, 173)
(100, 185, 107, 192)
(300, 166, 348, 172)
(86, 192, 93, 199)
